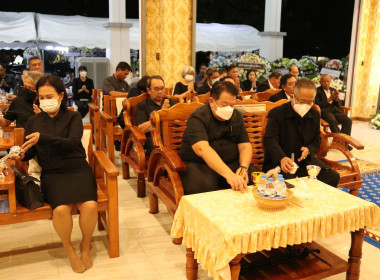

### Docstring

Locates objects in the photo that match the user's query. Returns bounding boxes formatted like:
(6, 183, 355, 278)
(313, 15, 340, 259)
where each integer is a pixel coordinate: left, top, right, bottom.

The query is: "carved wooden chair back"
(253, 89, 281, 102)
(150, 102, 204, 153)
(239, 91, 255, 100)
(194, 92, 210, 104)
(122, 92, 150, 127)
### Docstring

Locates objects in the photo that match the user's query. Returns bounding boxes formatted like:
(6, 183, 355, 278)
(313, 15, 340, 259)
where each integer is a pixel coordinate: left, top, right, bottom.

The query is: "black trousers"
(322, 110, 352, 135)
(74, 100, 90, 118)
(281, 159, 340, 188)
(180, 160, 259, 195)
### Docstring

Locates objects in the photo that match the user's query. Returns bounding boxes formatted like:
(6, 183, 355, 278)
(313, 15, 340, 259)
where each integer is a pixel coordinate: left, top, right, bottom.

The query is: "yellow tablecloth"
(170, 178, 380, 280)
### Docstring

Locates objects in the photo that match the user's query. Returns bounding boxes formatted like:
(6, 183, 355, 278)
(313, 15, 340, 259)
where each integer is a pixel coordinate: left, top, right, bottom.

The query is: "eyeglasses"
(151, 87, 165, 92)
(294, 94, 314, 105)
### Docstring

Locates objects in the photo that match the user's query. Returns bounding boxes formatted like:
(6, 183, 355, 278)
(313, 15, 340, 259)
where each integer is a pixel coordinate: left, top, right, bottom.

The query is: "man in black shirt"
(197, 67, 220, 95)
(263, 79, 340, 187)
(0, 71, 43, 128)
(0, 63, 16, 93)
(179, 81, 258, 194)
(136, 75, 177, 156)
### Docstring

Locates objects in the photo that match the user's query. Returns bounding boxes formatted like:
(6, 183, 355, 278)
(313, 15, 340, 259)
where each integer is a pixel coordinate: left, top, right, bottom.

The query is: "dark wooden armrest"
(323, 132, 364, 150)
(88, 103, 99, 111)
(339, 105, 351, 111)
(147, 147, 186, 181)
(99, 111, 113, 121)
(124, 126, 147, 143)
(93, 151, 119, 176)
(321, 119, 329, 127)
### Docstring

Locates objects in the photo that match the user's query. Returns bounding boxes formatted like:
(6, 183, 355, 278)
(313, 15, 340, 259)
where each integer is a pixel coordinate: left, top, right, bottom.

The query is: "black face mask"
(20, 87, 37, 102)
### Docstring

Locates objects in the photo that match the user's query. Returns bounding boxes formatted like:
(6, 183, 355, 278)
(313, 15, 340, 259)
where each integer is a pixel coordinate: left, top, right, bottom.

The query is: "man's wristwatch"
(239, 165, 248, 176)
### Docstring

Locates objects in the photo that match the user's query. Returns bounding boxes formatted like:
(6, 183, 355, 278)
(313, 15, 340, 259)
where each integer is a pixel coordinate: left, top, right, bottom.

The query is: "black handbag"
(10, 164, 44, 210)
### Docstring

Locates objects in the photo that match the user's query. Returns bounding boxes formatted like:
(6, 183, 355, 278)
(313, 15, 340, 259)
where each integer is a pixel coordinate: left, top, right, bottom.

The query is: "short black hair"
(147, 75, 165, 89)
(116, 61, 132, 72)
(269, 71, 281, 79)
(78, 65, 87, 72)
(219, 68, 227, 74)
(28, 56, 42, 65)
(246, 69, 256, 81)
(206, 67, 218, 78)
(199, 63, 207, 69)
(36, 74, 68, 110)
(0, 63, 6, 70)
(226, 64, 237, 73)
(279, 74, 295, 88)
(137, 75, 150, 92)
(210, 80, 238, 100)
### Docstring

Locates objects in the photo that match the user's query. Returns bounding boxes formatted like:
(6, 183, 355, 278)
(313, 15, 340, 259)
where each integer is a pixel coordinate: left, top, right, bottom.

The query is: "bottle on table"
(266, 177, 275, 199)
(257, 174, 267, 197)
(275, 178, 287, 199)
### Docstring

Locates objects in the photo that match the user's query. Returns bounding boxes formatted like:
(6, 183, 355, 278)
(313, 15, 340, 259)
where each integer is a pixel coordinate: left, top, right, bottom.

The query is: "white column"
(104, 0, 133, 77)
(259, 0, 286, 61)
(345, 0, 361, 107)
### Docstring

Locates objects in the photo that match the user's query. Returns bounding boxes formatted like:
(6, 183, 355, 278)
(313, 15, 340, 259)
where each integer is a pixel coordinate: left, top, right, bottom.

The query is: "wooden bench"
(0, 124, 120, 258)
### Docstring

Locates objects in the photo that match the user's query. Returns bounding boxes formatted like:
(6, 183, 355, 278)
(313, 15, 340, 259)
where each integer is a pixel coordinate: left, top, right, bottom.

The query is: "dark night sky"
(1, 0, 355, 59)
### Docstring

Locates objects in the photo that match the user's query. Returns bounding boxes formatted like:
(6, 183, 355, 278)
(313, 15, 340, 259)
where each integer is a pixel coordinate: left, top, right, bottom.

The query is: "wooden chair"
(2, 124, 120, 258)
(120, 92, 150, 197)
(89, 89, 103, 150)
(239, 90, 255, 100)
(252, 89, 281, 101)
(194, 92, 210, 104)
(146, 102, 204, 216)
(320, 105, 352, 133)
(165, 88, 173, 96)
(99, 93, 128, 163)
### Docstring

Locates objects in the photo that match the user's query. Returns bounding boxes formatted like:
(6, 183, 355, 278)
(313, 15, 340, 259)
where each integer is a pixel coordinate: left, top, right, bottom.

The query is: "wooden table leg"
(186, 247, 198, 280)
(230, 254, 245, 280)
(346, 228, 365, 280)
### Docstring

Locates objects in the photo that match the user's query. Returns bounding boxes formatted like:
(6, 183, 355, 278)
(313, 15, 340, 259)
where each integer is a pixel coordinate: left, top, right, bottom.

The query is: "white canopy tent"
(0, 12, 260, 52)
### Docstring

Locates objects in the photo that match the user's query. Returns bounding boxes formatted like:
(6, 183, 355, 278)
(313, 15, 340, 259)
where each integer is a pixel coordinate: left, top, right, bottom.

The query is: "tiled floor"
(1, 120, 380, 280)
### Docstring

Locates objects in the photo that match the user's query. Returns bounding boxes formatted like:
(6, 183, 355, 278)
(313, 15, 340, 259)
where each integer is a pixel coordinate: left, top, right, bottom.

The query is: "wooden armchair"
(2, 124, 120, 257)
(99, 93, 128, 163)
(252, 89, 281, 101)
(194, 92, 210, 104)
(120, 92, 149, 197)
(146, 102, 204, 216)
(320, 105, 352, 133)
(89, 89, 103, 150)
(239, 90, 255, 100)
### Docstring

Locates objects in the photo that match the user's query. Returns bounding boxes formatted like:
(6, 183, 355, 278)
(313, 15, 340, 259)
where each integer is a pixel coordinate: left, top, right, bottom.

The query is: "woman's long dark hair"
(36, 74, 68, 110)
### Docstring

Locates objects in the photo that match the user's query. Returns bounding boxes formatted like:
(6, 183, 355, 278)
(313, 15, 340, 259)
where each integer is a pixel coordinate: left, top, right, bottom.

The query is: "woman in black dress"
(241, 69, 257, 92)
(173, 66, 197, 98)
(19, 75, 97, 273)
(72, 65, 94, 118)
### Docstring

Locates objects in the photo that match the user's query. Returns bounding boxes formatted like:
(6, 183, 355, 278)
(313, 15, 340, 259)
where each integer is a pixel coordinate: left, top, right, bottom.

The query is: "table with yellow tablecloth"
(170, 178, 380, 280)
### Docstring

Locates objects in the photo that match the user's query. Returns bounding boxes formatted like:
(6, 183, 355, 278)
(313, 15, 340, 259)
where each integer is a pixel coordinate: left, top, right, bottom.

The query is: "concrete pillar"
(143, 0, 195, 88)
(259, 0, 286, 61)
(104, 0, 133, 77)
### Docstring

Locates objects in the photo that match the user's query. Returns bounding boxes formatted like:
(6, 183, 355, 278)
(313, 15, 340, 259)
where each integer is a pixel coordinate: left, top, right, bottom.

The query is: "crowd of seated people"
(1, 57, 354, 274)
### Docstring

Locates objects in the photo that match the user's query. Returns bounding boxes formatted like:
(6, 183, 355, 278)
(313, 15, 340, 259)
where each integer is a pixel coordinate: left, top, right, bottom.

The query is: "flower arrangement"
(312, 75, 345, 91)
(23, 48, 41, 58)
(271, 58, 300, 71)
(208, 56, 233, 69)
(325, 59, 343, 70)
(370, 113, 380, 130)
(80, 48, 93, 57)
(298, 56, 318, 79)
(237, 53, 271, 81)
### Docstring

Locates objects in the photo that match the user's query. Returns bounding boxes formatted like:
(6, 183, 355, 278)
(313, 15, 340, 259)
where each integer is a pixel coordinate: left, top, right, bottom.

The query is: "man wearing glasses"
(263, 79, 340, 187)
(136, 75, 177, 156)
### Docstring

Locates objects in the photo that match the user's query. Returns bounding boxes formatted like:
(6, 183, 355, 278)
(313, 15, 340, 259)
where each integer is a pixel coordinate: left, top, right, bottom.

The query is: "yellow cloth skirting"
(171, 180, 380, 280)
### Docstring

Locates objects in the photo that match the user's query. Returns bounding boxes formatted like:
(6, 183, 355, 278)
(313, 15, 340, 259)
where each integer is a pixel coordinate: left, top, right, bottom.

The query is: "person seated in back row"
(197, 67, 220, 95)
(72, 66, 94, 118)
(257, 71, 281, 92)
(137, 75, 177, 156)
(179, 81, 259, 195)
(263, 78, 340, 187)
(269, 74, 296, 102)
(173, 66, 198, 99)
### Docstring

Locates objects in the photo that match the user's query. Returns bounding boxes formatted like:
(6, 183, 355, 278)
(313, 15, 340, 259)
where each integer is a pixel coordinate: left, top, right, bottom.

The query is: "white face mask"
(293, 101, 312, 117)
(184, 74, 194, 82)
(211, 78, 219, 85)
(40, 96, 61, 113)
(214, 104, 234, 120)
(80, 71, 87, 78)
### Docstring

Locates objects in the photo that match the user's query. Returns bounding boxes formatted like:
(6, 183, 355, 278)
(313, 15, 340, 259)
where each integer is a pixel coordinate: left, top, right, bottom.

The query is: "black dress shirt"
(173, 82, 198, 95)
(179, 103, 250, 164)
(72, 77, 94, 100)
(263, 102, 321, 172)
(197, 83, 211, 95)
(136, 96, 177, 155)
(3, 87, 35, 128)
(0, 74, 17, 93)
(269, 90, 290, 102)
